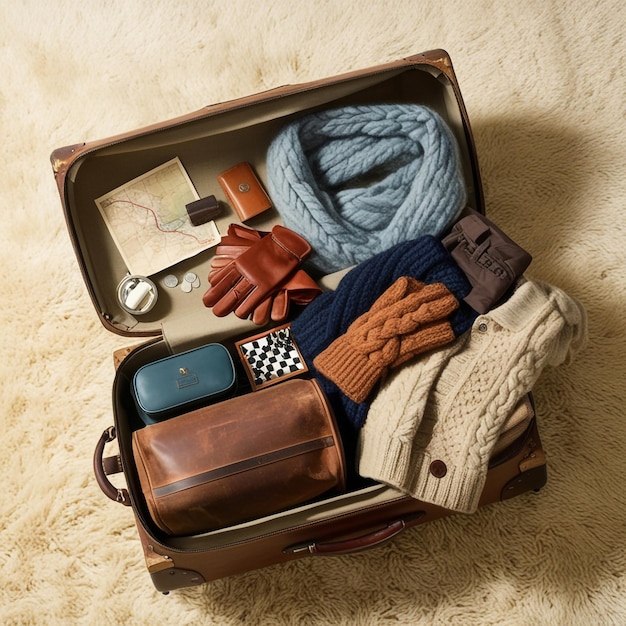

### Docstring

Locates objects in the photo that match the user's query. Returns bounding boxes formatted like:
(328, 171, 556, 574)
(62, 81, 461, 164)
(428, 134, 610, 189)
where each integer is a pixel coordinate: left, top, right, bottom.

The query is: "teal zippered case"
(132, 343, 236, 425)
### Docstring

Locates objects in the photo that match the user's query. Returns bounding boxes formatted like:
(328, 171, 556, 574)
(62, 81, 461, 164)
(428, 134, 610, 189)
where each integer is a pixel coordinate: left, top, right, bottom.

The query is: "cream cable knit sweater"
(357, 278, 588, 513)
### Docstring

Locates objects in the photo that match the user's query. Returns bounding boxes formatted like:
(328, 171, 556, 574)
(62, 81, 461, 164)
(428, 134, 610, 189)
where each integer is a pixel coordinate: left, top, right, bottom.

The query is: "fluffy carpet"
(1, 1, 625, 624)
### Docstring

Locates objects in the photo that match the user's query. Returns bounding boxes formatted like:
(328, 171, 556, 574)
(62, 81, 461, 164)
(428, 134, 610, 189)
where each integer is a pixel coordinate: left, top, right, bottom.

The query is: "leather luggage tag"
(217, 162, 272, 222)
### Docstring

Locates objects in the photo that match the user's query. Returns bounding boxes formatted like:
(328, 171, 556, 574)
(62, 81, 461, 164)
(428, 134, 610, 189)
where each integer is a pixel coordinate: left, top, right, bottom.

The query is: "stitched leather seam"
(153, 436, 335, 498)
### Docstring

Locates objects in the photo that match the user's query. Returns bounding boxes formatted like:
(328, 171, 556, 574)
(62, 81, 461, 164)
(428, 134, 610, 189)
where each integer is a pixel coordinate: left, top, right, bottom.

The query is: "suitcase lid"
(50, 49, 484, 349)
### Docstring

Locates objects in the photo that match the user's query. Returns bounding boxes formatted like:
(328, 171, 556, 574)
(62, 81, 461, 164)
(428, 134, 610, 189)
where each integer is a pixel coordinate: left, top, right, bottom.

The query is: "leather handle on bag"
(284, 515, 424, 556)
(93, 426, 131, 506)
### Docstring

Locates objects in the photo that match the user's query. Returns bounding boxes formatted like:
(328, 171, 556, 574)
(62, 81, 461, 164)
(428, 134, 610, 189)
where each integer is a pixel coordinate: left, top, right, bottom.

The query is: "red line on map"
(105, 198, 214, 245)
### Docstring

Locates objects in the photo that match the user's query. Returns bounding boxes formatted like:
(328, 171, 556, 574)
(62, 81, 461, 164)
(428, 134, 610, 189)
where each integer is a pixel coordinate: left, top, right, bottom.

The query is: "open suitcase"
(51, 49, 548, 593)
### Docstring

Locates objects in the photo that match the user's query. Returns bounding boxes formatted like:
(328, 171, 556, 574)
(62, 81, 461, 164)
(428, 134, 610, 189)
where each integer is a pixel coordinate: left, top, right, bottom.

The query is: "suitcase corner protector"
(150, 567, 207, 592)
(501, 463, 548, 501)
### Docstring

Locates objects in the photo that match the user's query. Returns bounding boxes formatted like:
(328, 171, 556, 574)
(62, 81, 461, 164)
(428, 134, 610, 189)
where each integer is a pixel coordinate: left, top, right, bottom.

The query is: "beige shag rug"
(2, 1, 625, 624)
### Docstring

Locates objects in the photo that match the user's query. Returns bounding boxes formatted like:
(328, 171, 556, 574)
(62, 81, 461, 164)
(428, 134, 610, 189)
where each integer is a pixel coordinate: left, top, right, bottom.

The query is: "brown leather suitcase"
(51, 49, 548, 593)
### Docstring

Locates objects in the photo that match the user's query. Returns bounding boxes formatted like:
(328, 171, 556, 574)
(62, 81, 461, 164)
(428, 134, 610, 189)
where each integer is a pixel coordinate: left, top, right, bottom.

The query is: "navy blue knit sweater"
(291, 235, 477, 436)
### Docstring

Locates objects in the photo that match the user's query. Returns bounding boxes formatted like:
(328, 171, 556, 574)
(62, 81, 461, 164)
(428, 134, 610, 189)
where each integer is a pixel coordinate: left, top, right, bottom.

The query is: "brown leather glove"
(208, 223, 264, 278)
(203, 225, 312, 320)
(314, 277, 459, 403)
(208, 224, 321, 325)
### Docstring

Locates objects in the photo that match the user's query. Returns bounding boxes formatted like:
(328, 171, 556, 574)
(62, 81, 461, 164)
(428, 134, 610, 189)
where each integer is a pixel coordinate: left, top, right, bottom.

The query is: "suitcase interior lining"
(64, 65, 478, 347)
(112, 298, 537, 551)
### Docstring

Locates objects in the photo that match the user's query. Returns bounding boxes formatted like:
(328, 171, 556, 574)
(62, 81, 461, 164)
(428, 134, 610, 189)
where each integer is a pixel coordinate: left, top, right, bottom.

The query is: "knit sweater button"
(478, 322, 488, 333)
(429, 460, 447, 478)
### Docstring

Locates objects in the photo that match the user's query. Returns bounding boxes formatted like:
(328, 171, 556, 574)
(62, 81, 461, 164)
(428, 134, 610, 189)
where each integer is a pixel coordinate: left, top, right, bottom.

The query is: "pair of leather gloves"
(203, 224, 321, 325)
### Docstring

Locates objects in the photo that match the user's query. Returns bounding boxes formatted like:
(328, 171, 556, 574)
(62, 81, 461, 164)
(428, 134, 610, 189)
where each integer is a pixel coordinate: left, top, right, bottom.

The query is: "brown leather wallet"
(217, 162, 272, 221)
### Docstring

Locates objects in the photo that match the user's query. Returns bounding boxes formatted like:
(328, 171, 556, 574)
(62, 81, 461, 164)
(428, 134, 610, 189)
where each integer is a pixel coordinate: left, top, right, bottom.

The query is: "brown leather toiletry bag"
(132, 378, 346, 536)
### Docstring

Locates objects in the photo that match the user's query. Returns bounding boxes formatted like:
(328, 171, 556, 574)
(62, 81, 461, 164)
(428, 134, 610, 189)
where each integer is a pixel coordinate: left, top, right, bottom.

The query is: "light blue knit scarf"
(266, 104, 467, 273)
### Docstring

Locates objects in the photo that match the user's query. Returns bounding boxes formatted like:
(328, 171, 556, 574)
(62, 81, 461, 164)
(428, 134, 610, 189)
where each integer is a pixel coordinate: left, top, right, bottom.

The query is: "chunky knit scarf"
(266, 104, 466, 273)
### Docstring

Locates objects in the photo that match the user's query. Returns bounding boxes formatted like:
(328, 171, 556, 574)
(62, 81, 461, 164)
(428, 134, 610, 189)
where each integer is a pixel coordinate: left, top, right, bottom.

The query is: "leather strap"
(153, 436, 335, 498)
(102, 454, 122, 476)
(284, 517, 427, 556)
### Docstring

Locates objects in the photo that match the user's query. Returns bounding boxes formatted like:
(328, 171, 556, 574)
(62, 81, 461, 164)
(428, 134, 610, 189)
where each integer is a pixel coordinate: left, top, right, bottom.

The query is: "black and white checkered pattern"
(239, 326, 305, 387)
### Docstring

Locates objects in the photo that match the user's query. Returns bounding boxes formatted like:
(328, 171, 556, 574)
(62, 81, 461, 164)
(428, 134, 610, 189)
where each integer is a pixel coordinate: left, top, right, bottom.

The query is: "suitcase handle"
(93, 426, 131, 506)
(284, 515, 424, 556)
